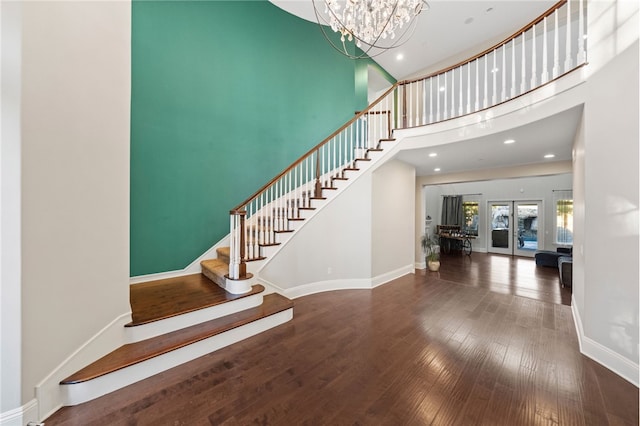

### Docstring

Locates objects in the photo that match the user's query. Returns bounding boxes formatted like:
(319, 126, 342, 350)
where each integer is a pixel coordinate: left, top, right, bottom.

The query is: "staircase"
(59, 134, 397, 406)
(59, 252, 292, 406)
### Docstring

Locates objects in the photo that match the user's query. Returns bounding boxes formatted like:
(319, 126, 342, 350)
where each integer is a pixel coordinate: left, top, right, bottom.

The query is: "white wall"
(420, 173, 573, 256)
(260, 159, 416, 296)
(372, 160, 415, 277)
(20, 0, 131, 414)
(576, 0, 638, 382)
(260, 174, 374, 291)
(1, 0, 23, 419)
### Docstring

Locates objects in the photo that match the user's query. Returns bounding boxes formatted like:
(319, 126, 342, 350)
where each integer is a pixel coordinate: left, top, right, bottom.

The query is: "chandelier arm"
(313, 0, 427, 59)
(356, 10, 421, 51)
(313, 0, 370, 59)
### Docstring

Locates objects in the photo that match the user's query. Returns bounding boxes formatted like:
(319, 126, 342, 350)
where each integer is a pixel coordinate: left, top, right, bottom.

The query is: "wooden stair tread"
(61, 293, 293, 384)
(127, 274, 263, 327)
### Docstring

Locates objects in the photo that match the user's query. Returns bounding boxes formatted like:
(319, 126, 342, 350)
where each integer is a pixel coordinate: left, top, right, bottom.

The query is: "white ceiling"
(270, 0, 556, 80)
(270, 0, 581, 177)
(394, 106, 583, 176)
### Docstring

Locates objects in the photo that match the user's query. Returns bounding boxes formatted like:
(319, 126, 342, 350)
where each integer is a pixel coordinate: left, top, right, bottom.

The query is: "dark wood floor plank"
(46, 254, 638, 425)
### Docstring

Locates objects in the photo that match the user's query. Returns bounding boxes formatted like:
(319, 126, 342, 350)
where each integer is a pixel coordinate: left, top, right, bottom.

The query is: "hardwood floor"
(46, 255, 637, 425)
(432, 252, 573, 306)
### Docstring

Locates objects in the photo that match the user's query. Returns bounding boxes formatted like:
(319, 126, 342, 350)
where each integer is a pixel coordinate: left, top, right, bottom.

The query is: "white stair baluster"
(553, 9, 560, 78)
(436, 74, 441, 121)
(578, 0, 586, 64)
(410, 82, 414, 126)
(541, 17, 549, 83)
(511, 38, 517, 98)
(451, 70, 456, 118)
(483, 55, 488, 109)
(564, 0, 573, 72)
(501, 44, 507, 101)
(492, 49, 497, 105)
(459, 65, 463, 116)
(416, 81, 420, 126)
(443, 73, 448, 119)
(466, 63, 471, 113)
(531, 24, 537, 88)
(521, 32, 526, 94)
(474, 60, 479, 111)
(429, 78, 434, 123)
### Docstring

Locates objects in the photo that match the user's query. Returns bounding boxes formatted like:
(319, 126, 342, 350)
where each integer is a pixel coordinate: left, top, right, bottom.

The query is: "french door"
(488, 200, 542, 257)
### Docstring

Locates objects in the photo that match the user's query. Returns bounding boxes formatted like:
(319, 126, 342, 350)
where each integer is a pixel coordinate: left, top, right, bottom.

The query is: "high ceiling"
(270, 0, 580, 177)
(271, 0, 556, 80)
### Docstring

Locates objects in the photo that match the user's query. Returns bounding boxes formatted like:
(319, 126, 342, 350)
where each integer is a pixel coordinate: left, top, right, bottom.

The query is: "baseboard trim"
(0, 399, 38, 426)
(35, 312, 132, 420)
(266, 265, 414, 299)
(371, 264, 414, 288)
(571, 295, 639, 387)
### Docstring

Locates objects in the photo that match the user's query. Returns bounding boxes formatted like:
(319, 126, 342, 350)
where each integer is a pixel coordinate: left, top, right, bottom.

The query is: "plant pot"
(428, 260, 440, 272)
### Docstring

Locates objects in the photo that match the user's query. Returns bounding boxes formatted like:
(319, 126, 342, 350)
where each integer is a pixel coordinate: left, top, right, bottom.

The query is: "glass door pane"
(515, 201, 541, 257)
(488, 202, 511, 254)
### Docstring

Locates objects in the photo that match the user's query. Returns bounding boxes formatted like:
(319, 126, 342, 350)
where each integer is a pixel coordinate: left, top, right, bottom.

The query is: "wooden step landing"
(61, 293, 293, 385)
(127, 274, 263, 327)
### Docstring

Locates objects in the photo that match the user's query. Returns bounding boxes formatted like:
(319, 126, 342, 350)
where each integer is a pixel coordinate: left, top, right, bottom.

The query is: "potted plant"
(421, 234, 441, 272)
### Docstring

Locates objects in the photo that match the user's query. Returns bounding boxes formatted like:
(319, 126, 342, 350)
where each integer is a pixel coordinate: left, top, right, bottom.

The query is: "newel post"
(229, 210, 247, 280)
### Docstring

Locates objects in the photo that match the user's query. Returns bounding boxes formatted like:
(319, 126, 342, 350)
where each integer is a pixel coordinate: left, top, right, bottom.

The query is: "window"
(556, 199, 573, 244)
(463, 201, 479, 236)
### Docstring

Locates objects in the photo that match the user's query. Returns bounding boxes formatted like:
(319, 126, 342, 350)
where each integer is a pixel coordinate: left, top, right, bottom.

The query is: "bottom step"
(60, 293, 293, 406)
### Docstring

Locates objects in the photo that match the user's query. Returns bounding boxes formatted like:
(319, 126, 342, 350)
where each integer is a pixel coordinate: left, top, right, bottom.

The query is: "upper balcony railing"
(227, 0, 587, 281)
(396, 0, 586, 129)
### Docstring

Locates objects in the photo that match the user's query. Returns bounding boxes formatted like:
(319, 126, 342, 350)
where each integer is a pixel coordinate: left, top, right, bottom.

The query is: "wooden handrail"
(399, 0, 568, 86)
(230, 82, 399, 213)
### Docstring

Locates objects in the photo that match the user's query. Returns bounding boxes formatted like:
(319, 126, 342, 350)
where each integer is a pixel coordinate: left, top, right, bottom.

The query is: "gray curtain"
(441, 195, 464, 226)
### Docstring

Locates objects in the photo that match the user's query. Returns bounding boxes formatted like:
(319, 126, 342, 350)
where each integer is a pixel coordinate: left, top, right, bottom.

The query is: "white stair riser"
(125, 293, 264, 342)
(62, 309, 293, 406)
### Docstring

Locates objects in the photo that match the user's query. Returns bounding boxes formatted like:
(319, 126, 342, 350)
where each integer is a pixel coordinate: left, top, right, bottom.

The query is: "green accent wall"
(131, 1, 372, 275)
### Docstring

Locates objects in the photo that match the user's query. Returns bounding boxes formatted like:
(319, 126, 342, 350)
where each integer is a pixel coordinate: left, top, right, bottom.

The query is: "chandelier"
(313, 0, 428, 59)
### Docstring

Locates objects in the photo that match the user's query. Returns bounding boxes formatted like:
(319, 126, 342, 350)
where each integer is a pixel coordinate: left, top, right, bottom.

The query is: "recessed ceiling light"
(544, 154, 555, 158)
(439, 86, 446, 92)
(396, 53, 404, 61)
(491, 67, 499, 73)
(504, 139, 515, 144)
(429, 152, 437, 157)
(434, 168, 441, 172)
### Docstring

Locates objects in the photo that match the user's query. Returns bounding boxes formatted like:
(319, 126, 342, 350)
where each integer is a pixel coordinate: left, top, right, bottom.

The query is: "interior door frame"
(487, 200, 544, 257)
(487, 201, 513, 255)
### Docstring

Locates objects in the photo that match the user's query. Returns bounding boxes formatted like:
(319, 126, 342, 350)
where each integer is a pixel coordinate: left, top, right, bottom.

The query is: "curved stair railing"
(228, 0, 586, 281)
